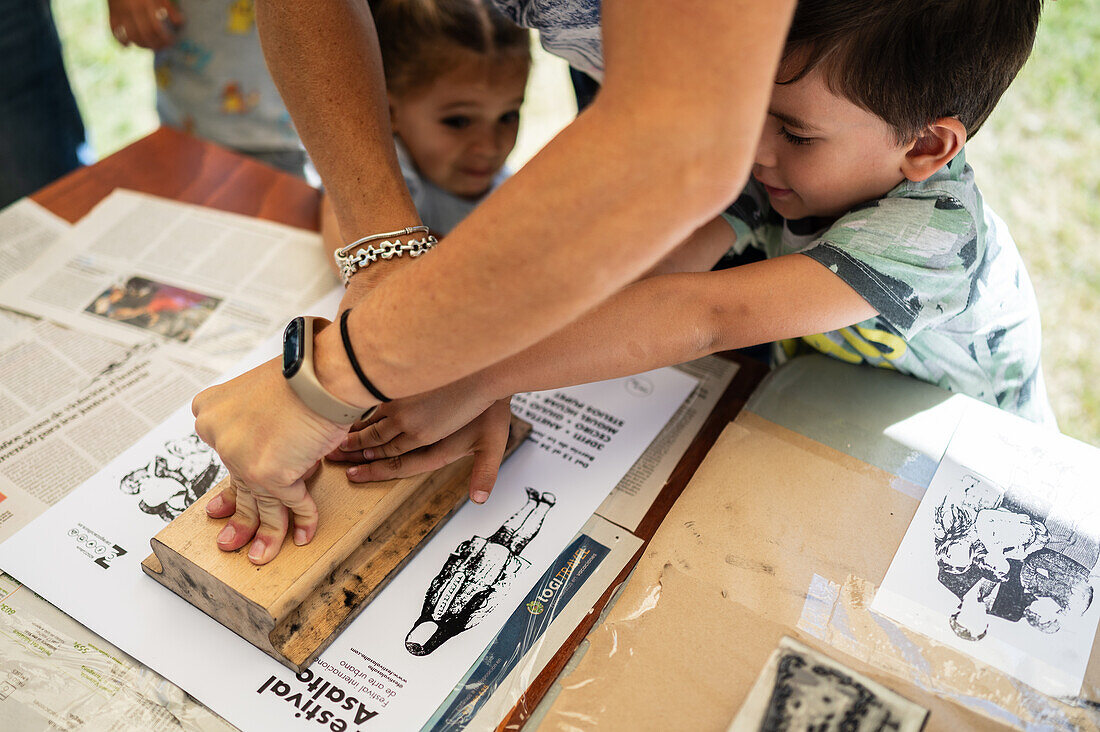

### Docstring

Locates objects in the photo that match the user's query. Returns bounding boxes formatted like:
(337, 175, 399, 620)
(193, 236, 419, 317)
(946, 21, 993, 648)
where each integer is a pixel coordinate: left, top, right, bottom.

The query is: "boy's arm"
(338, 256, 876, 478)
(486, 255, 877, 393)
(643, 217, 739, 277)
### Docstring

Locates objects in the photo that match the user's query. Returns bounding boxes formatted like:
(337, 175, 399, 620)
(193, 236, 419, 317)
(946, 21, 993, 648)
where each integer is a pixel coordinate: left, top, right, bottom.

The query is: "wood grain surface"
(143, 418, 531, 672)
(31, 127, 321, 230)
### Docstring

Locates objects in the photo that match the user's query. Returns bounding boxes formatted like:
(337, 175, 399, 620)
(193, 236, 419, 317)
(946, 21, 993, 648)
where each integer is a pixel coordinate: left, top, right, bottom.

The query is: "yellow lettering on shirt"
(797, 326, 908, 370)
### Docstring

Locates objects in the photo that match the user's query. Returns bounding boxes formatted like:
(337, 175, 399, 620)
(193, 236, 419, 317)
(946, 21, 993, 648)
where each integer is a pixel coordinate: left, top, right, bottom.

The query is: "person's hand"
(107, 0, 183, 50)
(332, 398, 513, 504)
(192, 357, 354, 565)
(328, 376, 495, 464)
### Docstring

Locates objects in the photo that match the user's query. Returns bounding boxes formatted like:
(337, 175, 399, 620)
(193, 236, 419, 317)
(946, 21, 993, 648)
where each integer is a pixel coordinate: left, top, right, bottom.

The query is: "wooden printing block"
(142, 417, 530, 672)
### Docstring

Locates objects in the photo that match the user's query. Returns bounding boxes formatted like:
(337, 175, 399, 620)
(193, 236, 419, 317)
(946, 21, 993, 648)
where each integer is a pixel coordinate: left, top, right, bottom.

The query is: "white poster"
(872, 399, 1100, 697)
(0, 344, 694, 730)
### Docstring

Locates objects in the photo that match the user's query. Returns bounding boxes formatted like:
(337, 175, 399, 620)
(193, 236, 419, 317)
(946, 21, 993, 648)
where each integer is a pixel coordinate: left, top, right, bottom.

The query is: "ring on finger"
(113, 25, 128, 43)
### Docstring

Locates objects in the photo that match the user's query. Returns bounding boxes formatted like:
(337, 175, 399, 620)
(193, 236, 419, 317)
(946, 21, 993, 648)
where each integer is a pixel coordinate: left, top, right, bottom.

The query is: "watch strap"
(285, 316, 371, 424)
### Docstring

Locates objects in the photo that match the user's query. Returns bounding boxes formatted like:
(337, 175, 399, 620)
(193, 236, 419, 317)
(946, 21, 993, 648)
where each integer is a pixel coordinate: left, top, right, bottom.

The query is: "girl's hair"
(369, 0, 530, 97)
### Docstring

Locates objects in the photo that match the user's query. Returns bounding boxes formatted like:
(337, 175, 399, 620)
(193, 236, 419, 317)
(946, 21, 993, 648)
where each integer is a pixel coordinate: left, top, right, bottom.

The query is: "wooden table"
(28, 127, 768, 730)
(32, 126, 320, 230)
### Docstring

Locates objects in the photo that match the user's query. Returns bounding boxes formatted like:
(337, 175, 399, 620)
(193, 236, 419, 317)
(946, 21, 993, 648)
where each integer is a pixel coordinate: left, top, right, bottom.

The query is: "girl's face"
(390, 53, 529, 199)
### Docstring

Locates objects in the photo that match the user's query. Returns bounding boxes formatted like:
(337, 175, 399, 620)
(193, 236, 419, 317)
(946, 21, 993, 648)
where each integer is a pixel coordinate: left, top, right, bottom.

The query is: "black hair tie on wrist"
(339, 308, 391, 403)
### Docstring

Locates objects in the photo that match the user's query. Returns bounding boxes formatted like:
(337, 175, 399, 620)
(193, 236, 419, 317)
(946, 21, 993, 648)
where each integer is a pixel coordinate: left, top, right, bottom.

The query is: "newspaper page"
(872, 399, 1100, 697)
(0, 310, 219, 542)
(0, 198, 71, 290)
(0, 571, 236, 732)
(0, 321, 696, 732)
(0, 189, 335, 372)
(596, 354, 739, 531)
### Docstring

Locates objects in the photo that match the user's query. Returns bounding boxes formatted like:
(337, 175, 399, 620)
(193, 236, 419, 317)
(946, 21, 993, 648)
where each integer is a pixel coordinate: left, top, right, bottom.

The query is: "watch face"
(283, 317, 305, 378)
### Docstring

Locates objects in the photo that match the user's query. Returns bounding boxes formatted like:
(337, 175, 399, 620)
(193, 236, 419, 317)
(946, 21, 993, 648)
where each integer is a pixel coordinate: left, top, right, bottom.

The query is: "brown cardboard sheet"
(540, 412, 1100, 730)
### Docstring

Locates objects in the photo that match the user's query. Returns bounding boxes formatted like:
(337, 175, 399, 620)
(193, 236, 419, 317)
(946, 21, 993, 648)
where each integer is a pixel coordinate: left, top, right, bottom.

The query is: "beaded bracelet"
(333, 226, 438, 286)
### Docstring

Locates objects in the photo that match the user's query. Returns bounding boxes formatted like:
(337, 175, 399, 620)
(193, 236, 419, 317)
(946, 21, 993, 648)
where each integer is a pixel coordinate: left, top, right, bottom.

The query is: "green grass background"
(52, 0, 1100, 445)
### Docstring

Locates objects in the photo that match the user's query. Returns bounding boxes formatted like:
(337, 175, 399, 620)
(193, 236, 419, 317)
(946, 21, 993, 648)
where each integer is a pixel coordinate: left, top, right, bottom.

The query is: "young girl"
(322, 0, 531, 267)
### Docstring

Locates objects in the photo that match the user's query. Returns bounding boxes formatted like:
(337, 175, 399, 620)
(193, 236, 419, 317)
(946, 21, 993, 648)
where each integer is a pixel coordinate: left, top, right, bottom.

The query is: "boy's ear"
(900, 117, 967, 182)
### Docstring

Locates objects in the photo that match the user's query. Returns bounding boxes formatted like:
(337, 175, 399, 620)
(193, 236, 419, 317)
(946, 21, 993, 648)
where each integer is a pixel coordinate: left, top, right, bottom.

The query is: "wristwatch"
(282, 316, 370, 424)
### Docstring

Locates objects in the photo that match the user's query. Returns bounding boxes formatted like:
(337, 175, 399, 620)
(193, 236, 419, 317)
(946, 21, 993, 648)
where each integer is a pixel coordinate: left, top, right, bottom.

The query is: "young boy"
(333, 0, 1055, 492)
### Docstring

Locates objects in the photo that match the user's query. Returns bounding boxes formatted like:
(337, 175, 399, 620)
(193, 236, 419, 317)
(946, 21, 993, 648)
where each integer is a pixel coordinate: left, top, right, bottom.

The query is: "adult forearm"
(255, 1, 419, 239)
(327, 1, 793, 403)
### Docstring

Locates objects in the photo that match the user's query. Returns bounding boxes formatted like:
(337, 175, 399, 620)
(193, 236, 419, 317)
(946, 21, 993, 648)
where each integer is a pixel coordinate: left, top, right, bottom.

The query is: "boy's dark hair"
(781, 0, 1043, 142)
(369, 0, 530, 97)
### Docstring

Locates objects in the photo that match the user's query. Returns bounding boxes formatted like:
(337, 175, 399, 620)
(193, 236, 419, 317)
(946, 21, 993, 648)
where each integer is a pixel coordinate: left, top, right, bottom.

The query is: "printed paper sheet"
(0, 189, 334, 372)
(0, 198, 71, 291)
(0, 572, 234, 732)
(596, 354, 738, 531)
(0, 332, 695, 731)
(428, 514, 642, 731)
(0, 315, 217, 542)
(872, 399, 1100, 697)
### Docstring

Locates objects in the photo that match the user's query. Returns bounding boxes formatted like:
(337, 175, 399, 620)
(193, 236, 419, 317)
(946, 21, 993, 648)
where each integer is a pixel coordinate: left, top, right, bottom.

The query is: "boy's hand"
(328, 377, 496, 466)
(192, 357, 355, 565)
(332, 397, 513, 504)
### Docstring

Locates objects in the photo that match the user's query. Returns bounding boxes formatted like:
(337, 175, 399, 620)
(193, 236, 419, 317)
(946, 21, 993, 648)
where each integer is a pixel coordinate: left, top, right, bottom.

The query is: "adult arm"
(193, 0, 796, 564)
(324, 0, 797, 401)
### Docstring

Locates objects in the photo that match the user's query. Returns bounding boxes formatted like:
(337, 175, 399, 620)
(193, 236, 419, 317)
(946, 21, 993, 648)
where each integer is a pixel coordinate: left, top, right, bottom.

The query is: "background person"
(0, 0, 86, 207)
(107, 0, 308, 176)
(335, 0, 1053, 495)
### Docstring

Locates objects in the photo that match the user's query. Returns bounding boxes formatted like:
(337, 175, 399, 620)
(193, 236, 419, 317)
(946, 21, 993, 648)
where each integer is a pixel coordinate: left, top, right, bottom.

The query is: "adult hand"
(192, 357, 354, 564)
(335, 398, 513, 504)
(107, 0, 183, 50)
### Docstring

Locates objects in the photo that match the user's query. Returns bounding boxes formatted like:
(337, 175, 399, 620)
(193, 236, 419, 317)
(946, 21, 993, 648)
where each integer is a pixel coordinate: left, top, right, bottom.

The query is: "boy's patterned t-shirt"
(722, 152, 1055, 424)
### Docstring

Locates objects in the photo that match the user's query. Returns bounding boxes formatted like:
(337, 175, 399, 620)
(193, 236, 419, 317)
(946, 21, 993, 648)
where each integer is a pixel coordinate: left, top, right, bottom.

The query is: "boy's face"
(390, 52, 528, 199)
(752, 66, 911, 221)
